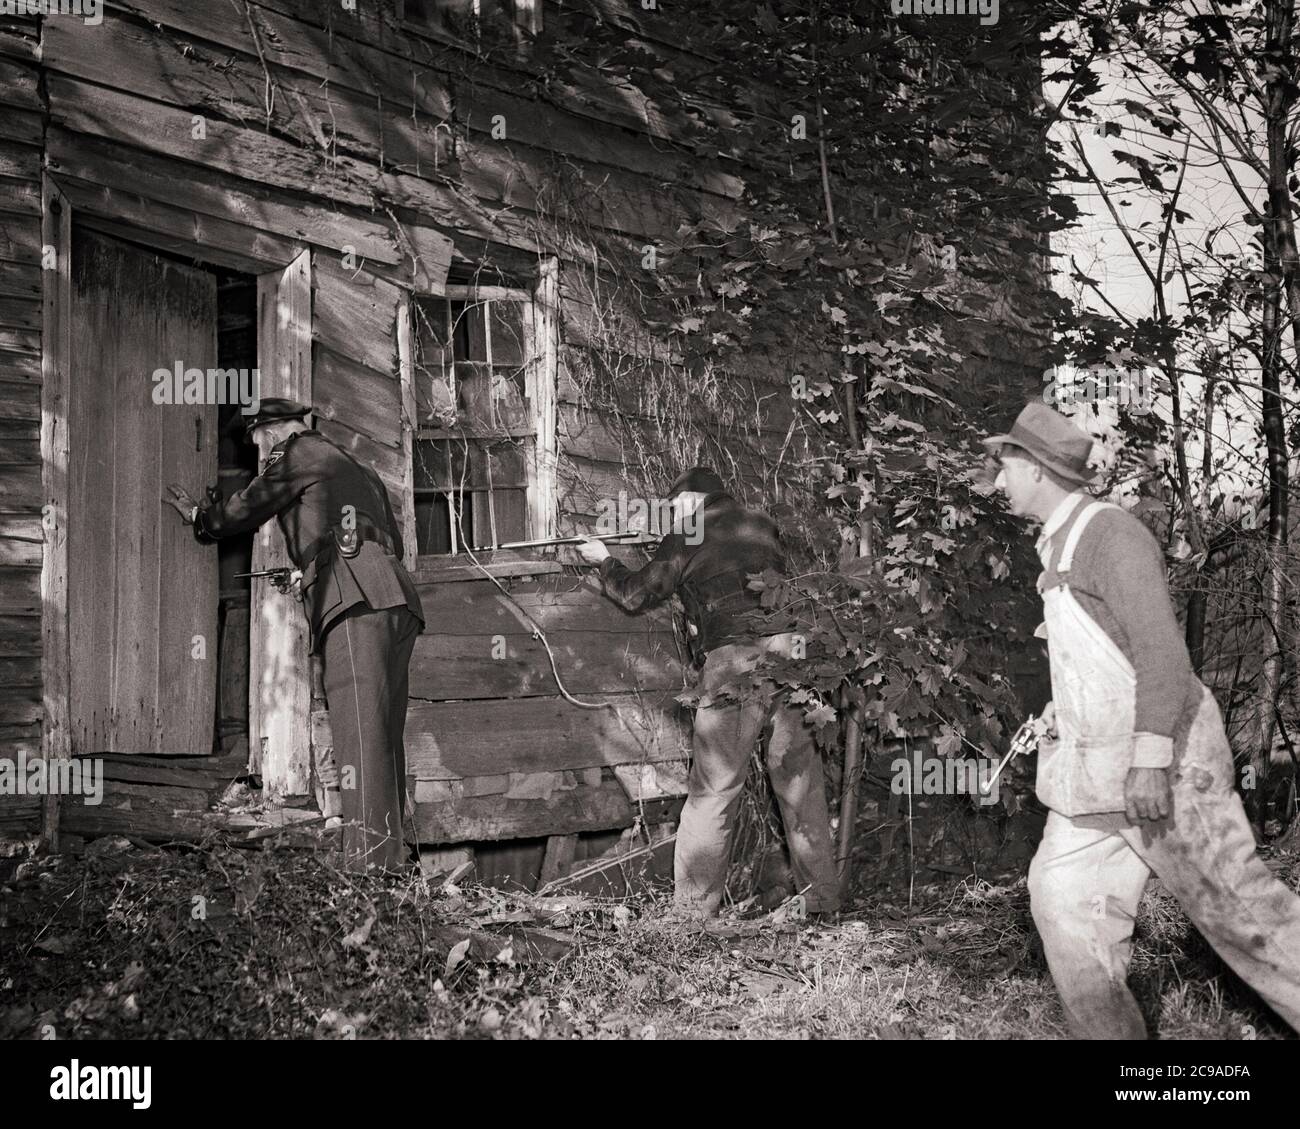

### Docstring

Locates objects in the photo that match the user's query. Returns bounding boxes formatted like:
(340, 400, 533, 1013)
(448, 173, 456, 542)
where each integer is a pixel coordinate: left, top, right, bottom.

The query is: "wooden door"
(68, 229, 219, 754)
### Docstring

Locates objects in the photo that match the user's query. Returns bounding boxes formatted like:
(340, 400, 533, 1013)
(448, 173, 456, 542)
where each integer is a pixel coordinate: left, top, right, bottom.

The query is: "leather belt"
(300, 521, 396, 588)
(303, 521, 395, 566)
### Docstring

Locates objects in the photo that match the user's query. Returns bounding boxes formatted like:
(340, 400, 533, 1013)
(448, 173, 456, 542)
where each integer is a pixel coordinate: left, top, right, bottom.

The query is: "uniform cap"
(241, 397, 312, 434)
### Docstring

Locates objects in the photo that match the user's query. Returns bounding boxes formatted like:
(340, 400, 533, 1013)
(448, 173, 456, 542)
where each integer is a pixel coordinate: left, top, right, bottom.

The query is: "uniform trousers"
(320, 604, 421, 872)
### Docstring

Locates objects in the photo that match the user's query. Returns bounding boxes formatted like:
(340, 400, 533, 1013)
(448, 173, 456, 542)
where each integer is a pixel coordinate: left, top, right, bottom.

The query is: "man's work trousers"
(321, 604, 421, 873)
(675, 633, 841, 918)
(1029, 688, 1300, 1038)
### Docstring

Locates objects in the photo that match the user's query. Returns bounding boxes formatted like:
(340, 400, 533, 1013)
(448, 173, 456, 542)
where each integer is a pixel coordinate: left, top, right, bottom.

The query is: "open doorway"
(215, 270, 259, 761)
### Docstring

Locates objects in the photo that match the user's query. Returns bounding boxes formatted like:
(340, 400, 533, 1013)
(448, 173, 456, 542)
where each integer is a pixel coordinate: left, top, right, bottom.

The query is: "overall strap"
(1057, 500, 1120, 575)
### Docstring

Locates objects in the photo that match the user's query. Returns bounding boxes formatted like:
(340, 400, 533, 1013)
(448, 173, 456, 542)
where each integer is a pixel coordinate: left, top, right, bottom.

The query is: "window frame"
(402, 264, 558, 575)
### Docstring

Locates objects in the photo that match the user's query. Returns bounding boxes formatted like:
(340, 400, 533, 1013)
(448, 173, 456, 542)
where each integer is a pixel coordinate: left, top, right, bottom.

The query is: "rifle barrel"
(470, 531, 655, 552)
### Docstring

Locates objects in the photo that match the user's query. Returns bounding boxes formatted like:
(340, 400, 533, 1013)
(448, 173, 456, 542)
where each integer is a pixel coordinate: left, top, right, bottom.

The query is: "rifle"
(470, 530, 658, 552)
(235, 567, 298, 595)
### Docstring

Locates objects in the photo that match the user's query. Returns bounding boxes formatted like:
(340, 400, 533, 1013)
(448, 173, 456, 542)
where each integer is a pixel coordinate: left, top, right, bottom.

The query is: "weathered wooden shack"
(0, 1, 1049, 883)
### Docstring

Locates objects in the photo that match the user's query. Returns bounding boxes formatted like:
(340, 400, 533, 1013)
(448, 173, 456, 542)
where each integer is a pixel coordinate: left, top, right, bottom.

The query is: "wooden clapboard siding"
(410, 629, 680, 700)
(410, 573, 683, 700)
(45, 130, 435, 274)
(407, 689, 689, 780)
(234, 0, 706, 148)
(0, 36, 43, 798)
(397, 565, 686, 840)
(40, 9, 732, 259)
(413, 775, 634, 843)
(311, 251, 411, 519)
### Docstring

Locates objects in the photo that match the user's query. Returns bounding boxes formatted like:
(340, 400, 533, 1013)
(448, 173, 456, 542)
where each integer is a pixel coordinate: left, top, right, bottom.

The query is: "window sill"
(413, 551, 564, 584)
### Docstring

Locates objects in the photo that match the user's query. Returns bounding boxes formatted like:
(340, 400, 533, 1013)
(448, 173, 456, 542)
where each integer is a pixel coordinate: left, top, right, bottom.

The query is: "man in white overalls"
(985, 402, 1300, 1039)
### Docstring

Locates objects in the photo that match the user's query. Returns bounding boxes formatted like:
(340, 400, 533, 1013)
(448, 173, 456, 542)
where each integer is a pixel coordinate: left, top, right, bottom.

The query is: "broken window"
(411, 283, 551, 556)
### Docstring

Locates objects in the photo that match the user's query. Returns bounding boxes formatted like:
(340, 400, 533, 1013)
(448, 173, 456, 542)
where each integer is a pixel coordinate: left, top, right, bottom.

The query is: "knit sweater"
(1036, 493, 1203, 770)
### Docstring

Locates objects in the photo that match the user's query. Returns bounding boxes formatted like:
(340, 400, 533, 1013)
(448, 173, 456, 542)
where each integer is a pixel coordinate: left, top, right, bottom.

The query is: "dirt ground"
(1, 836, 1296, 1041)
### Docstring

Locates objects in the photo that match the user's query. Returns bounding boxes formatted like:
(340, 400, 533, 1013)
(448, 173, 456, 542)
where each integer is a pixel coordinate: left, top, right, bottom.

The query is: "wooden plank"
(0, 294, 40, 330)
(530, 258, 560, 542)
(0, 259, 40, 301)
(0, 108, 42, 148)
(0, 178, 40, 215)
(405, 690, 691, 779)
(59, 781, 213, 842)
(45, 76, 456, 279)
(0, 613, 40, 654)
(156, 264, 220, 757)
(0, 380, 39, 422)
(46, 129, 411, 268)
(0, 681, 40, 725)
(415, 573, 675, 633)
(43, 13, 732, 242)
(0, 209, 42, 264)
(396, 291, 418, 570)
(139, 0, 675, 144)
(413, 776, 634, 842)
(59, 181, 305, 276)
(0, 462, 39, 507)
(313, 253, 402, 375)
(314, 416, 407, 497)
(67, 228, 115, 756)
(0, 517, 40, 566)
(94, 752, 246, 789)
(0, 566, 38, 614)
(0, 325, 39, 354)
(251, 249, 313, 798)
(311, 348, 403, 451)
(0, 140, 39, 183)
(0, 656, 38, 685)
(408, 627, 683, 699)
(538, 833, 579, 884)
(42, 10, 454, 173)
(555, 453, 651, 518)
(0, 794, 40, 836)
(411, 557, 563, 583)
(0, 21, 39, 66)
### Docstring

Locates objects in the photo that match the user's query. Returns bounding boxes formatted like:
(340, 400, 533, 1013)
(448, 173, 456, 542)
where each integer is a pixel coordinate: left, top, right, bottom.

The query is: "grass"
(1, 836, 1296, 1040)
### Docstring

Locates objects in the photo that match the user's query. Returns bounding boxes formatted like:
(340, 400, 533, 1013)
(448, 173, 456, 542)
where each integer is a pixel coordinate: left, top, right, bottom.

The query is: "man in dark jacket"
(578, 467, 840, 920)
(164, 398, 424, 872)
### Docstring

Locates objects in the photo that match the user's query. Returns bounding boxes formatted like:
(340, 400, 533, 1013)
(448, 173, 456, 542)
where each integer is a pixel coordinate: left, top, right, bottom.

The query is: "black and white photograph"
(0, 0, 1298, 1094)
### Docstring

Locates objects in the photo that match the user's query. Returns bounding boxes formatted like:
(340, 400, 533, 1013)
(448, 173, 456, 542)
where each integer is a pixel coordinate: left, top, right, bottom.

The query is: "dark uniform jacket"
(196, 429, 424, 653)
(597, 492, 792, 660)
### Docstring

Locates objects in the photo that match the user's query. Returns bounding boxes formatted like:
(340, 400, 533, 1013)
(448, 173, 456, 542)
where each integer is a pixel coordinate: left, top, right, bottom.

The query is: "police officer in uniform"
(164, 398, 424, 872)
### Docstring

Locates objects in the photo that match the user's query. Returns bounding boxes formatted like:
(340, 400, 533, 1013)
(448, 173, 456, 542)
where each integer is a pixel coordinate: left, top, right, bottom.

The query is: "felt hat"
(981, 402, 1096, 486)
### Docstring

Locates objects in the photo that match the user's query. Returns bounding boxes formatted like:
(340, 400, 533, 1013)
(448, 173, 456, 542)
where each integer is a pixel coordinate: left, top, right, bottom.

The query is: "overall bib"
(1028, 500, 1300, 1038)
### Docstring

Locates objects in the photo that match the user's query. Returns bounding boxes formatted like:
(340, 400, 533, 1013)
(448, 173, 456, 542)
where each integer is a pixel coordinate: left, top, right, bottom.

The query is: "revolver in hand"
(236, 567, 302, 599)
